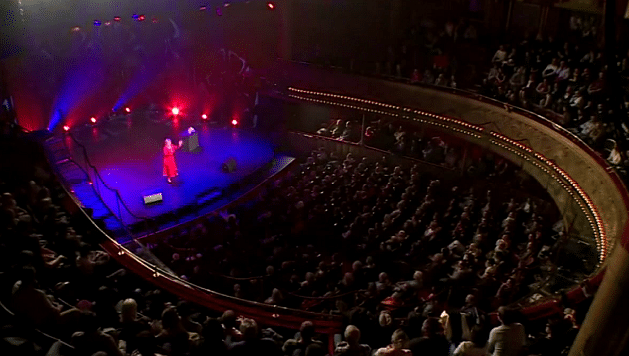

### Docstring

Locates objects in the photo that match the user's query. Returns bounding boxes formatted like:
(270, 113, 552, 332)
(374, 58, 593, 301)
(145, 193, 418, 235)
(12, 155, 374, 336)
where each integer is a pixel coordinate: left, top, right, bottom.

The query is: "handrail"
(65, 131, 152, 225)
(281, 59, 629, 213)
(44, 125, 584, 325)
(40, 141, 344, 332)
(59, 132, 174, 275)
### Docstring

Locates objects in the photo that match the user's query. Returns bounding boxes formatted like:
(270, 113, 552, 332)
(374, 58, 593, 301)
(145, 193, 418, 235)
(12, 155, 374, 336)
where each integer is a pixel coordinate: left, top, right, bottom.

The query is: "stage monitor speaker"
(143, 192, 163, 205)
(222, 157, 237, 173)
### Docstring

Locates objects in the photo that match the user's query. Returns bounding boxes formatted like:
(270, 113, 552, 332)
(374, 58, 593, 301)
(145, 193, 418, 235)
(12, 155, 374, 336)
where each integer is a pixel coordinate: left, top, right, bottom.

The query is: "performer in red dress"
(163, 138, 182, 183)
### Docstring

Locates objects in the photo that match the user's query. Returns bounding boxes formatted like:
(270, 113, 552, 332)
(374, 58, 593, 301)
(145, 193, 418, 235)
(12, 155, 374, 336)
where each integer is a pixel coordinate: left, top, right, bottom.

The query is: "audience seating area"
(0, 12, 612, 356)
(0, 126, 594, 356)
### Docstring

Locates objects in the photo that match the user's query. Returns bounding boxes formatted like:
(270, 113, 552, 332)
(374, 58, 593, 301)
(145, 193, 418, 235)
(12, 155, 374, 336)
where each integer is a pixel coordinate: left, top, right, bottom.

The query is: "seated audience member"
(492, 45, 507, 64)
(156, 307, 194, 355)
(133, 330, 165, 356)
(453, 325, 488, 356)
(535, 78, 550, 97)
(542, 58, 559, 79)
(423, 137, 446, 164)
(374, 329, 412, 356)
(119, 298, 150, 354)
(222, 310, 243, 345)
(508, 67, 526, 92)
(527, 319, 571, 356)
(71, 311, 124, 356)
(228, 318, 282, 356)
(408, 317, 450, 356)
(283, 321, 323, 356)
(11, 266, 67, 331)
(578, 115, 605, 146)
(334, 325, 371, 356)
(487, 307, 525, 356)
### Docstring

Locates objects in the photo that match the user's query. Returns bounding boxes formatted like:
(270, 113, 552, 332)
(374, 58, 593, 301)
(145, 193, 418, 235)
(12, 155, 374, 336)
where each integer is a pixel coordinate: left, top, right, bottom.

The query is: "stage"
(46, 112, 293, 243)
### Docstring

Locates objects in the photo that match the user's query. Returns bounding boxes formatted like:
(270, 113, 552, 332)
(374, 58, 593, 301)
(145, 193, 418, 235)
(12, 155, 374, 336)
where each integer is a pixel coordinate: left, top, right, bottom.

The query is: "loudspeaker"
(143, 192, 163, 205)
(222, 157, 237, 173)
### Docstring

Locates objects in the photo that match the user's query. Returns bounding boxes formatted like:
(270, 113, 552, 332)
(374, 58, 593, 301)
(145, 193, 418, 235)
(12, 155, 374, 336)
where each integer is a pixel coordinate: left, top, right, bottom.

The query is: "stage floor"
(55, 114, 286, 240)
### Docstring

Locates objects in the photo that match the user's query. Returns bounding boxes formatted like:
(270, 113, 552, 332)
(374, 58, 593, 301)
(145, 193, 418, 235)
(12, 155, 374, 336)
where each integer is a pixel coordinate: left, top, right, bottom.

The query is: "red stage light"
(200, 5, 207, 11)
(172, 107, 180, 116)
(201, 114, 208, 120)
(90, 117, 97, 124)
(231, 119, 238, 126)
(63, 125, 70, 132)
(125, 107, 131, 113)
(138, 15, 146, 21)
(267, 2, 275, 9)
(114, 16, 121, 22)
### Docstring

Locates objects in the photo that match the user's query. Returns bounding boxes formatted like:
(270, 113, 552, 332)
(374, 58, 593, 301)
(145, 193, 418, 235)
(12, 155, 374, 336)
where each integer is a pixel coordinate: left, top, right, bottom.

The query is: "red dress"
(163, 145, 178, 178)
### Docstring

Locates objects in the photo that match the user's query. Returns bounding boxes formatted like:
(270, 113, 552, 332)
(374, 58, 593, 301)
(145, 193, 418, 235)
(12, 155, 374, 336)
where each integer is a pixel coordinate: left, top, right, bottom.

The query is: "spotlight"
(113, 16, 121, 22)
(63, 125, 70, 132)
(231, 119, 238, 126)
(125, 107, 131, 113)
(94, 20, 101, 27)
(138, 15, 145, 21)
(90, 117, 97, 124)
(71, 26, 81, 32)
(267, 2, 275, 9)
(104, 21, 111, 26)
(224, 1, 231, 7)
(200, 5, 207, 11)
(132, 14, 139, 20)
(201, 114, 208, 120)
(171, 107, 180, 116)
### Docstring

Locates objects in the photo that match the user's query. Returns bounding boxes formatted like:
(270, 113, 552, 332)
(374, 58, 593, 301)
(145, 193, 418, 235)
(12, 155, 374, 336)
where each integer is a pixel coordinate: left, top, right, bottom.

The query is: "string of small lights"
(287, 87, 608, 264)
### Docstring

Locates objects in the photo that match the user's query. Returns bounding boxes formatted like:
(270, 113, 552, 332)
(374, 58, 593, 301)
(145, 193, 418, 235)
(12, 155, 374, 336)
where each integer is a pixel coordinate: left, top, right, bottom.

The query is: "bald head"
(344, 325, 361, 345)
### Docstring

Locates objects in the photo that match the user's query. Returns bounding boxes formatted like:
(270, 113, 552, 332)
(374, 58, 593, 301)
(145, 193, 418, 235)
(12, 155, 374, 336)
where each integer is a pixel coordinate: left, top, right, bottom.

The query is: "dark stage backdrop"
(1, 0, 281, 132)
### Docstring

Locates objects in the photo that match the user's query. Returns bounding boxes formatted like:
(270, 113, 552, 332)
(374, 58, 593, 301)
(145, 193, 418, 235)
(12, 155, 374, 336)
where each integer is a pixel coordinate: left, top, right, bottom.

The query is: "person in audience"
(487, 307, 526, 356)
(375, 329, 412, 356)
(408, 317, 450, 356)
(228, 318, 282, 356)
(283, 321, 323, 356)
(509, 67, 526, 92)
(133, 330, 165, 356)
(119, 298, 150, 354)
(11, 266, 73, 332)
(334, 325, 372, 356)
(542, 58, 559, 79)
(156, 307, 194, 355)
(578, 114, 605, 146)
(222, 310, 243, 345)
(453, 325, 488, 356)
(492, 45, 507, 64)
(71, 311, 124, 356)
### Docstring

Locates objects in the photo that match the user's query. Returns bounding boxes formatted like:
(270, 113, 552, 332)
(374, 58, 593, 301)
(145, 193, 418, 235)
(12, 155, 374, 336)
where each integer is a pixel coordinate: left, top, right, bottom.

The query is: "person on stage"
(163, 138, 182, 183)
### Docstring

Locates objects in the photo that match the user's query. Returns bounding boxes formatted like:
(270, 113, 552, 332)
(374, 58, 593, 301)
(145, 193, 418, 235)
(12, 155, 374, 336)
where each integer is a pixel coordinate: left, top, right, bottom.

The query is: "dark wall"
(290, 0, 392, 65)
